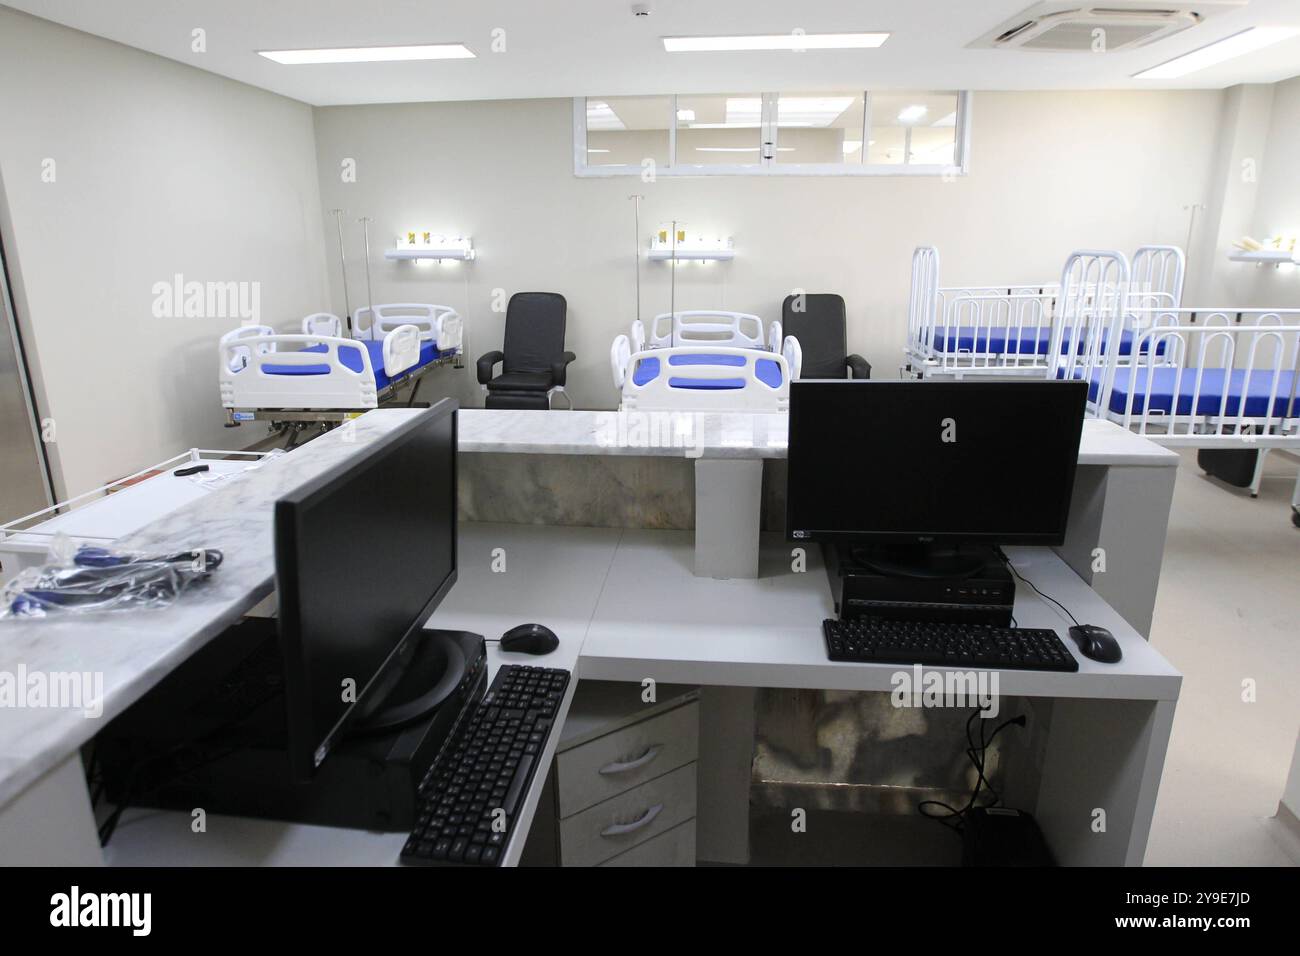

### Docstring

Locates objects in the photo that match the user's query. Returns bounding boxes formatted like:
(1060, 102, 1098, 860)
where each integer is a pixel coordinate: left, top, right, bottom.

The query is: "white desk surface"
(459, 409, 1178, 468)
(578, 528, 1181, 702)
(102, 521, 1180, 867)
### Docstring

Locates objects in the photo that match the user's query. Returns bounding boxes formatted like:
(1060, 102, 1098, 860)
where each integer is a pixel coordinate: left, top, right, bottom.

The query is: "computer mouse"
(500, 623, 559, 656)
(1068, 624, 1122, 663)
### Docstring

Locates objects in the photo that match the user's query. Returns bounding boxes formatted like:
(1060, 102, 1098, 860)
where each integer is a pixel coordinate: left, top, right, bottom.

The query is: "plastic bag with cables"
(2, 541, 224, 619)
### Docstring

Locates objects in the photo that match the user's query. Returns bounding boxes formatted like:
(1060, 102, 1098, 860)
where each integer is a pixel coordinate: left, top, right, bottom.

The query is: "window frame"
(573, 91, 972, 178)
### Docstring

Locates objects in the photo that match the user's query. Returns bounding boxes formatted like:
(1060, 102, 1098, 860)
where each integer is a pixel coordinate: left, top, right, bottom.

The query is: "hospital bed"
(219, 303, 463, 442)
(620, 310, 803, 385)
(1053, 301, 1300, 513)
(904, 245, 1185, 379)
(611, 343, 791, 413)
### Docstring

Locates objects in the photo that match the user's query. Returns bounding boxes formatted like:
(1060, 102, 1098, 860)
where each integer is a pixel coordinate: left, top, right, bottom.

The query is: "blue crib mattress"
(929, 327, 1158, 357)
(631, 353, 783, 390)
(1086, 367, 1298, 418)
(261, 340, 452, 390)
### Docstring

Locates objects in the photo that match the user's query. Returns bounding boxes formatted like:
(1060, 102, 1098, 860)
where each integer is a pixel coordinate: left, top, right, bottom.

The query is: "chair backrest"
(503, 292, 567, 373)
(781, 294, 848, 378)
(301, 313, 342, 338)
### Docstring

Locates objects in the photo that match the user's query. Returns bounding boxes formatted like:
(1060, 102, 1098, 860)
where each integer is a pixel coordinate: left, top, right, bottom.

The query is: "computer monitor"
(786, 380, 1086, 550)
(275, 401, 458, 780)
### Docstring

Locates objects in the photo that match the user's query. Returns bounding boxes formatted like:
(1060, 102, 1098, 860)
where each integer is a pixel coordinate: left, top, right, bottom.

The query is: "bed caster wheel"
(1292, 510, 1300, 529)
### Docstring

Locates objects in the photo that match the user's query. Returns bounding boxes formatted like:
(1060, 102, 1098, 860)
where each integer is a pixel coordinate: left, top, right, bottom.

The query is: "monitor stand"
(848, 542, 998, 580)
(350, 629, 469, 735)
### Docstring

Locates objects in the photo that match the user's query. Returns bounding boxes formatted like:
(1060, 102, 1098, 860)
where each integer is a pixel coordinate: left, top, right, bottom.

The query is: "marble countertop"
(458, 409, 1179, 467)
(0, 410, 419, 810)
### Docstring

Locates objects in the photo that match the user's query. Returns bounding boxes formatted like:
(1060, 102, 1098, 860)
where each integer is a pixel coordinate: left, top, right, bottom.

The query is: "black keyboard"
(823, 619, 1078, 672)
(401, 664, 570, 866)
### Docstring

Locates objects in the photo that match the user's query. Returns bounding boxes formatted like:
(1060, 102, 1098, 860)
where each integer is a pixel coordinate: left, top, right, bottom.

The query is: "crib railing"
(1081, 309, 1300, 445)
(907, 246, 1184, 378)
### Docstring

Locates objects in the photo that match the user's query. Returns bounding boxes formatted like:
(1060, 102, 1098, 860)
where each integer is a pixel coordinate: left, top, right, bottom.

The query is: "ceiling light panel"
(258, 44, 475, 64)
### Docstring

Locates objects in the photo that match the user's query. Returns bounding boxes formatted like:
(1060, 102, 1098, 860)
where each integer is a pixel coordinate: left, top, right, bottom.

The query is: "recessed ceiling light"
(663, 32, 889, 53)
(258, 43, 475, 65)
(676, 109, 697, 123)
(897, 105, 928, 123)
(1133, 26, 1299, 80)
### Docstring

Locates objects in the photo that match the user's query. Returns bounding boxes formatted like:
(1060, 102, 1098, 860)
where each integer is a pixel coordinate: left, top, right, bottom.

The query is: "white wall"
(313, 90, 1223, 411)
(0, 7, 329, 498)
(1243, 75, 1300, 307)
(1192, 78, 1300, 308)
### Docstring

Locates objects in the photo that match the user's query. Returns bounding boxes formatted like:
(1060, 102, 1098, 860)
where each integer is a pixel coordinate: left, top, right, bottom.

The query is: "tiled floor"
(1142, 449, 1300, 866)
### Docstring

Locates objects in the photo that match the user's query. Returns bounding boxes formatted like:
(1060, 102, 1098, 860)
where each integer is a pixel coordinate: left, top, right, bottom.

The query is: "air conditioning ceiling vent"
(970, 1, 1249, 52)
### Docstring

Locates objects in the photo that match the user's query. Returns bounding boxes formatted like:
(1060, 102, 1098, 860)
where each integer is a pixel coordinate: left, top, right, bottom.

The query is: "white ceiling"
(5, 0, 1300, 106)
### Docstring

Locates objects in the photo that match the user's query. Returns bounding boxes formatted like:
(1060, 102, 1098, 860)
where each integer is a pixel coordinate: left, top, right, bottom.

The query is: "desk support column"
(1055, 463, 1176, 638)
(1034, 697, 1176, 866)
(0, 752, 103, 866)
(694, 459, 762, 579)
(695, 686, 756, 865)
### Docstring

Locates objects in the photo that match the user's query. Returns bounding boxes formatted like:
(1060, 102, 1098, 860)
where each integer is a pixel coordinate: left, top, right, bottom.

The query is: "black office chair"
(476, 292, 576, 409)
(781, 293, 870, 379)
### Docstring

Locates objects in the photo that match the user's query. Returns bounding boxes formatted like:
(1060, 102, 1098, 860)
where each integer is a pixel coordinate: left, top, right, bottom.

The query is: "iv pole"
(628, 194, 643, 325)
(329, 209, 352, 334)
(358, 216, 375, 335)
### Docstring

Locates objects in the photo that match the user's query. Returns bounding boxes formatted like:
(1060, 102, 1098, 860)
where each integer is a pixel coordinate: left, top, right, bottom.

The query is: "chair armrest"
(476, 350, 505, 385)
(846, 354, 872, 379)
(553, 351, 577, 387)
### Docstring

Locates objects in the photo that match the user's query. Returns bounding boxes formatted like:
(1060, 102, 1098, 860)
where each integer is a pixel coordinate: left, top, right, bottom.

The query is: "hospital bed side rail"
(1098, 309, 1300, 449)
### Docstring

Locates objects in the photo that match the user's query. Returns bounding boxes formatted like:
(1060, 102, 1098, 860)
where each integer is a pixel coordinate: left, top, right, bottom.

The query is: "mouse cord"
(996, 548, 1079, 627)
(918, 706, 1026, 836)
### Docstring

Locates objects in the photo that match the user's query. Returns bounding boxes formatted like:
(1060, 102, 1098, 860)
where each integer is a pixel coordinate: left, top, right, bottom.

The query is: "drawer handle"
(598, 745, 662, 776)
(600, 803, 664, 838)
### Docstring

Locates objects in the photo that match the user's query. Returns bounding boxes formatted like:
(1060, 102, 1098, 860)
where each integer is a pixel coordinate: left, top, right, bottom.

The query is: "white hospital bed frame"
(219, 304, 463, 435)
(615, 345, 791, 413)
(1055, 303, 1300, 510)
(905, 245, 1184, 380)
(622, 310, 802, 386)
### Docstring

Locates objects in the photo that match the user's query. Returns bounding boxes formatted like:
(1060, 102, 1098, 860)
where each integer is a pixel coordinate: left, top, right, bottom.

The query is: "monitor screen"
(786, 381, 1086, 546)
(275, 402, 457, 780)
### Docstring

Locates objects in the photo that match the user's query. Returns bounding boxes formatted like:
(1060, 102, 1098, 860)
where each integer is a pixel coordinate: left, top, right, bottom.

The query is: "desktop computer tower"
(824, 543, 1015, 626)
(96, 618, 486, 833)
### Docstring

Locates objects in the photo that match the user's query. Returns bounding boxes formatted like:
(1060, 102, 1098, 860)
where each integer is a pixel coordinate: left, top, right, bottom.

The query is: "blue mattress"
(631, 353, 783, 390)
(261, 340, 452, 391)
(929, 326, 1160, 357)
(1085, 367, 1298, 418)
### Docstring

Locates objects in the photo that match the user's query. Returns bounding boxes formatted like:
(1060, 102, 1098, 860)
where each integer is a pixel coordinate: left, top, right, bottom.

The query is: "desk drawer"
(557, 701, 698, 817)
(560, 763, 696, 867)
(599, 819, 696, 867)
